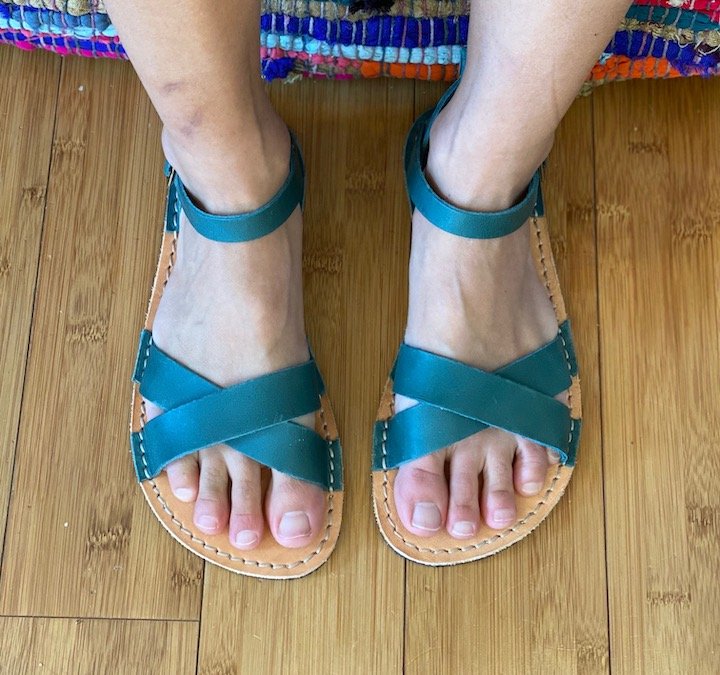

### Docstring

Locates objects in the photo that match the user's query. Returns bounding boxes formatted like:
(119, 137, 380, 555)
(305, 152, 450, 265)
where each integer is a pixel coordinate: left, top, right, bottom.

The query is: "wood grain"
(594, 78, 720, 674)
(0, 57, 203, 619)
(403, 85, 610, 674)
(1, 46, 719, 674)
(195, 78, 411, 675)
(0, 617, 198, 674)
(0, 48, 60, 565)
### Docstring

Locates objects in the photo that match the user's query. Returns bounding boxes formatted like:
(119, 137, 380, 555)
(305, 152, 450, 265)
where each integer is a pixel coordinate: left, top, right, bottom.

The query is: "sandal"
(129, 134, 343, 578)
(371, 80, 582, 566)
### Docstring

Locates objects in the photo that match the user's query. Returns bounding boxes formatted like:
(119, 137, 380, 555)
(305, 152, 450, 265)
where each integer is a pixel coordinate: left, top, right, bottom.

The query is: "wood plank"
(404, 85, 610, 673)
(0, 48, 60, 565)
(0, 58, 203, 619)
(594, 77, 720, 673)
(0, 617, 198, 674)
(196, 78, 411, 674)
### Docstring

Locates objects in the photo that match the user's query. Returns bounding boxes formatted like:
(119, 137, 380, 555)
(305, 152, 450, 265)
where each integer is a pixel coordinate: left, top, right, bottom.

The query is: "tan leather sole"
(130, 224, 343, 579)
(372, 211, 581, 566)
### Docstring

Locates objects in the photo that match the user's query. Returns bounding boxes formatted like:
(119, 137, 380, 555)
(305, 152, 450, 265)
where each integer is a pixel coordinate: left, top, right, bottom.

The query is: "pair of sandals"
(129, 79, 582, 579)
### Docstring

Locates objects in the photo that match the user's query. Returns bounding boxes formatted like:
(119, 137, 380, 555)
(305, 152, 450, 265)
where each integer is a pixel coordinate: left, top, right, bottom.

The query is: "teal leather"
(373, 89, 581, 471)
(372, 320, 580, 470)
(163, 133, 304, 242)
(132, 134, 342, 490)
(132, 330, 342, 490)
(405, 82, 541, 240)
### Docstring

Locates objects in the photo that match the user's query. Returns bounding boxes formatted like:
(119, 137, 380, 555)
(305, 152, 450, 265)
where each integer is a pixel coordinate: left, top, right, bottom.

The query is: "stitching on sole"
(135, 204, 337, 570)
(378, 214, 578, 556)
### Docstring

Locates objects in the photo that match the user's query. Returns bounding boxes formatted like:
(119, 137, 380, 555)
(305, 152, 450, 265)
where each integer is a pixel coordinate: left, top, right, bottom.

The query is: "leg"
(106, 0, 325, 549)
(394, 1, 633, 538)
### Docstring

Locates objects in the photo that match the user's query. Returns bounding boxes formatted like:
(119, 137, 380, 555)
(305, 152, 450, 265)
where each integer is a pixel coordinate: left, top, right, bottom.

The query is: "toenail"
(278, 511, 311, 539)
(523, 481, 542, 495)
(493, 509, 516, 525)
(174, 487, 195, 502)
(411, 502, 442, 531)
(234, 530, 259, 548)
(197, 515, 218, 530)
(451, 520, 476, 537)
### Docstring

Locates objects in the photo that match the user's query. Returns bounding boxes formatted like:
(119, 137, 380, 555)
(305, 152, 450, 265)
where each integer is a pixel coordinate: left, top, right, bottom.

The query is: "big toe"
(265, 470, 327, 549)
(394, 450, 448, 537)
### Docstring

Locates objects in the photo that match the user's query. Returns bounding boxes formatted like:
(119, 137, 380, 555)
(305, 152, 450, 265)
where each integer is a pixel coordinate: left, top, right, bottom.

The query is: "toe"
(480, 439, 517, 530)
(193, 448, 230, 535)
(514, 438, 550, 496)
(265, 470, 326, 549)
(223, 449, 264, 550)
(165, 454, 199, 502)
(446, 442, 482, 539)
(394, 450, 448, 537)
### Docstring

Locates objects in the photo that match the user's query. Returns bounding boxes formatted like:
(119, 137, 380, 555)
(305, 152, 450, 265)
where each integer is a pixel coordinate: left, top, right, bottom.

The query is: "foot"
(143, 123, 326, 551)
(393, 105, 568, 540)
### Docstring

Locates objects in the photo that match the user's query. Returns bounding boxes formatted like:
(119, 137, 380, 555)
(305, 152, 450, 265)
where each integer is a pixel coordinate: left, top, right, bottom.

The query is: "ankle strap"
(164, 132, 305, 243)
(406, 90, 541, 240)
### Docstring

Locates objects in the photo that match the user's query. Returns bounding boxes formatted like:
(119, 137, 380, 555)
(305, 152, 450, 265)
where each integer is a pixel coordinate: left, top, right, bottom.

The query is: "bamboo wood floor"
(0, 46, 718, 674)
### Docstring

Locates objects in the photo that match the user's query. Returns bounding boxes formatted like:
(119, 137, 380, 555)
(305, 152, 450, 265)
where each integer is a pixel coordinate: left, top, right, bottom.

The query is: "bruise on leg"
(179, 107, 204, 139)
(161, 79, 187, 95)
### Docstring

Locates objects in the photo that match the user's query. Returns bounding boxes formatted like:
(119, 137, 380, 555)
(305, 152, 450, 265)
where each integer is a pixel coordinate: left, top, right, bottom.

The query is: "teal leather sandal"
(371, 81, 582, 566)
(129, 135, 343, 579)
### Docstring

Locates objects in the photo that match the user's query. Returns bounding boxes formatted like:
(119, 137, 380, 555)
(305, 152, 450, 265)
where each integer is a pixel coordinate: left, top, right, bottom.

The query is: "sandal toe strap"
(131, 331, 341, 490)
(372, 320, 580, 471)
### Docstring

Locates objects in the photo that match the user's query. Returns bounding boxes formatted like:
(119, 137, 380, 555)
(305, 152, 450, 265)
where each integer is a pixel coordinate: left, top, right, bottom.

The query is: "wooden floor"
(0, 46, 718, 674)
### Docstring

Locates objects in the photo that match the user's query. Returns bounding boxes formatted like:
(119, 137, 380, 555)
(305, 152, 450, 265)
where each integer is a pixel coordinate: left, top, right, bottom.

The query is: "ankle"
(161, 110, 292, 214)
(425, 100, 554, 212)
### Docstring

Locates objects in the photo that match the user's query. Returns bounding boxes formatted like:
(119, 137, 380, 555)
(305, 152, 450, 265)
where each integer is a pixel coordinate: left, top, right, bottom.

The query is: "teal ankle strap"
(163, 132, 305, 243)
(405, 84, 541, 240)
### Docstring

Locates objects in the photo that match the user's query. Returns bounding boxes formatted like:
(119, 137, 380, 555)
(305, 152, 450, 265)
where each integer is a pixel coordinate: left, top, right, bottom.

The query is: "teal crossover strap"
(131, 330, 342, 490)
(372, 321, 580, 471)
(164, 132, 305, 242)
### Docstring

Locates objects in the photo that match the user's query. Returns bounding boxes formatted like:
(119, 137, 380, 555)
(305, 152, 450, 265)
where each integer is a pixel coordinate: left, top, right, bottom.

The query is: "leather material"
(132, 134, 342, 492)
(405, 110, 541, 240)
(132, 331, 342, 490)
(129, 133, 344, 578)
(371, 72, 582, 566)
(165, 133, 305, 242)
(372, 320, 578, 470)
(374, 92, 580, 473)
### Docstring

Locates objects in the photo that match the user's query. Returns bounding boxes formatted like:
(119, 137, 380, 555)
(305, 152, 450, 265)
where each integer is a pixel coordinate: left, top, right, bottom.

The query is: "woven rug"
(2, 1, 719, 87)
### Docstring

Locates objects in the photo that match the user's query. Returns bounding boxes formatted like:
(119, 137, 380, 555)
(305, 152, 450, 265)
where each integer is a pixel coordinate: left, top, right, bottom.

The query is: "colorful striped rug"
(1, 1, 719, 88)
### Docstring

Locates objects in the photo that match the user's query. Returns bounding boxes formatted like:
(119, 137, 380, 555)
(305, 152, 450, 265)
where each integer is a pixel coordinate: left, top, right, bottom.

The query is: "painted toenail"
(523, 482, 542, 495)
(411, 502, 442, 531)
(174, 487, 195, 502)
(451, 521, 476, 537)
(197, 515, 218, 530)
(278, 511, 311, 539)
(494, 509, 516, 525)
(234, 530, 259, 548)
